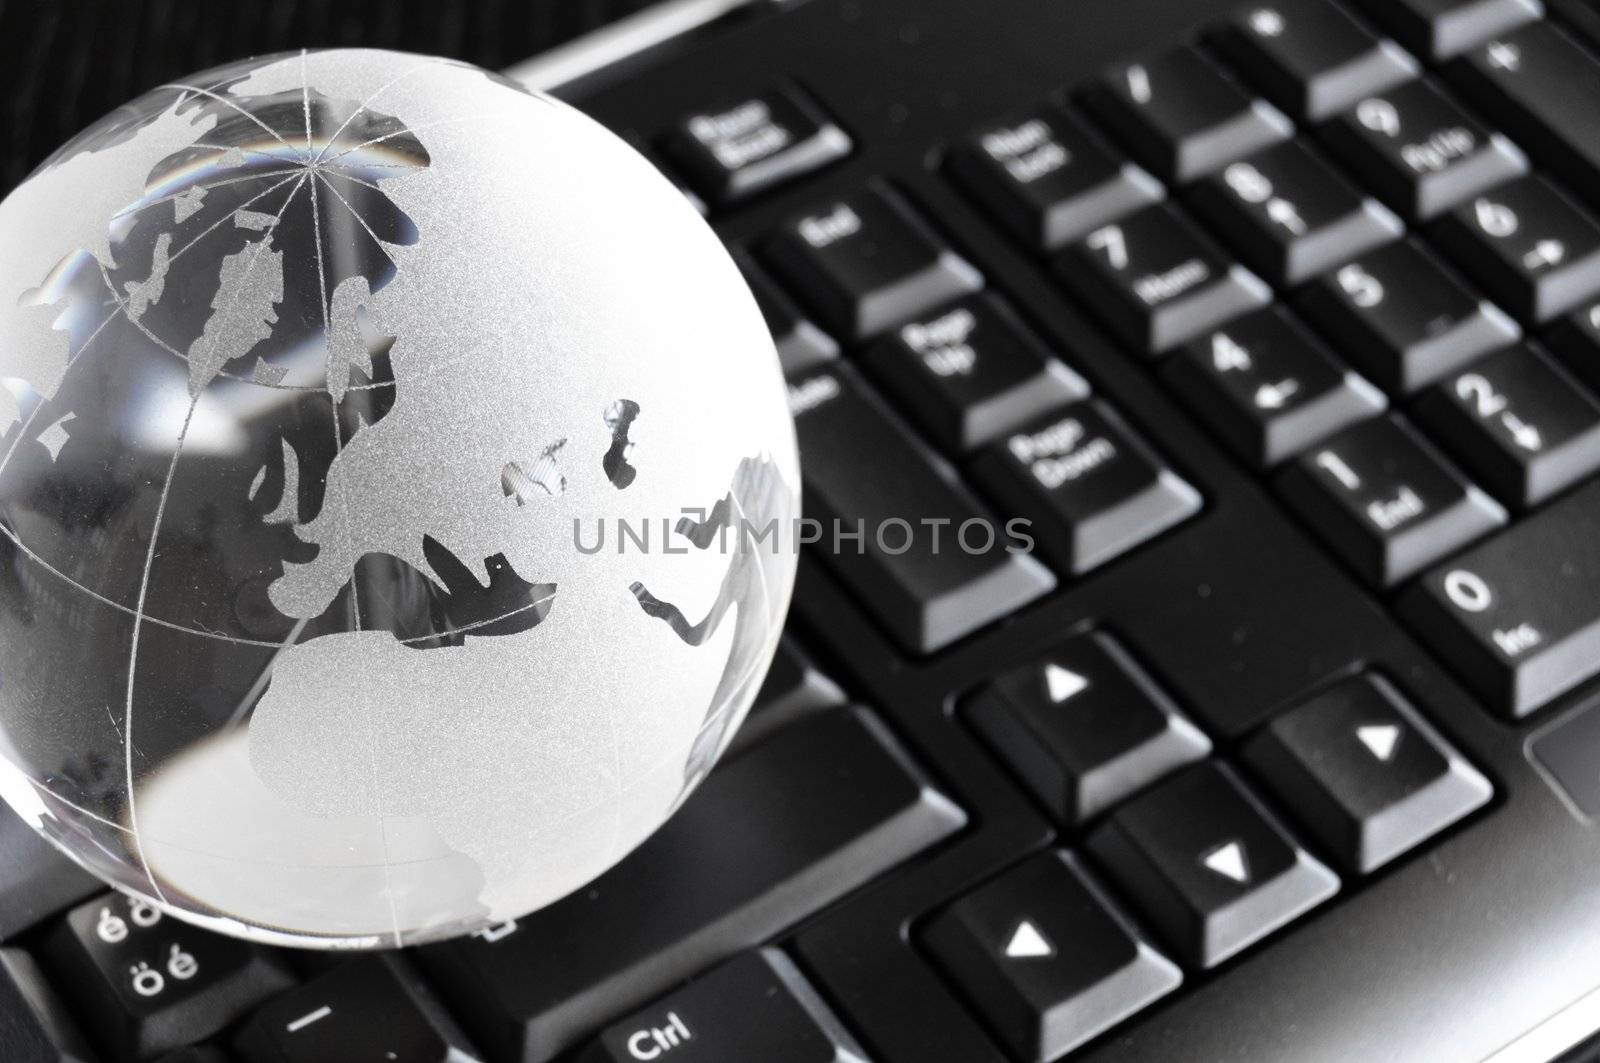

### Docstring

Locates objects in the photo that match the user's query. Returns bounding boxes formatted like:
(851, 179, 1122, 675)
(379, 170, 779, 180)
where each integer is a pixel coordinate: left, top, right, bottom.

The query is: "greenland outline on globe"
(0, 48, 799, 947)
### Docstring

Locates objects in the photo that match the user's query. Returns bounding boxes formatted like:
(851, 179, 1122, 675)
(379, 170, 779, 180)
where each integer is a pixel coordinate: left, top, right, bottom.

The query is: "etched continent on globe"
(0, 50, 799, 946)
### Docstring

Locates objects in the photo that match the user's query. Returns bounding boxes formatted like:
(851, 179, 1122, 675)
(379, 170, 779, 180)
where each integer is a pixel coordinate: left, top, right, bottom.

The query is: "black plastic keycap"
(789, 364, 1056, 653)
(736, 254, 839, 375)
(1087, 761, 1338, 969)
(1055, 202, 1271, 354)
(1212, 0, 1417, 121)
(922, 850, 1181, 1061)
(861, 293, 1089, 453)
(973, 401, 1202, 576)
(235, 955, 479, 1063)
(1448, 21, 1600, 203)
(153, 1049, 230, 1063)
(1296, 239, 1519, 393)
(732, 637, 847, 754)
(1401, 478, 1600, 716)
(580, 950, 866, 1063)
(0, 802, 100, 943)
(1321, 77, 1527, 221)
(1412, 343, 1600, 508)
(1545, 297, 1600, 396)
(1277, 415, 1506, 587)
(42, 892, 293, 1062)
(1352, 0, 1541, 59)
(417, 706, 966, 1063)
(1166, 306, 1386, 468)
(1429, 174, 1600, 323)
(762, 183, 983, 341)
(945, 106, 1164, 251)
(663, 86, 851, 206)
(1083, 45, 1292, 183)
(966, 630, 1211, 825)
(1244, 674, 1491, 874)
(0, 947, 96, 1063)
(1190, 139, 1403, 286)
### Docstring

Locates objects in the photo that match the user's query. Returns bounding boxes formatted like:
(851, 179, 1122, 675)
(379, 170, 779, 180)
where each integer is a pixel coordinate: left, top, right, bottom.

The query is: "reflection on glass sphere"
(0, 49, 798, 947)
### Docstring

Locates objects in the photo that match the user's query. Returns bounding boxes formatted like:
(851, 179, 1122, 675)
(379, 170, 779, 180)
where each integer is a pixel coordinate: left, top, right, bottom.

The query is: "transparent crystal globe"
(0, 49, 799, 947)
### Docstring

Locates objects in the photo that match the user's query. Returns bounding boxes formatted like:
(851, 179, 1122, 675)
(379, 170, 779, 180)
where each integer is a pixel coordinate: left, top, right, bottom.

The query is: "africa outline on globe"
(0, 48, 799, 947)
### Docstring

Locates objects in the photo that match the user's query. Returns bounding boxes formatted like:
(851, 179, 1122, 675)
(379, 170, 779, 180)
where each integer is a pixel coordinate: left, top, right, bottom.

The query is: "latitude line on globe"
(120, 171, 308, 903)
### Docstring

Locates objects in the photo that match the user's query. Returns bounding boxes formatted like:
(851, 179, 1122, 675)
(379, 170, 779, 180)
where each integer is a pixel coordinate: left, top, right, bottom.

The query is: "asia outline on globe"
(0, 48, 800, 947)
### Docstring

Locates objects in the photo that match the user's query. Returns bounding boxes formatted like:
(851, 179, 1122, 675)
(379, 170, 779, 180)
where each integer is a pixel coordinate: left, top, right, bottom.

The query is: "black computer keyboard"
(12, 0, 1600, 1060)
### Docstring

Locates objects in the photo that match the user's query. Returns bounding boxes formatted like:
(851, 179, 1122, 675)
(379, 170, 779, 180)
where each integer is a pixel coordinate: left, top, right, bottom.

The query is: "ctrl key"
(580, 949, 867, 1062)
(922, 850, 1181, 1062)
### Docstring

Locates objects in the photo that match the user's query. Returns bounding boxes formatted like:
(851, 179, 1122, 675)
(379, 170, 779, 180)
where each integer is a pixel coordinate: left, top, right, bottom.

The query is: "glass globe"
(0, 49, 799, 947)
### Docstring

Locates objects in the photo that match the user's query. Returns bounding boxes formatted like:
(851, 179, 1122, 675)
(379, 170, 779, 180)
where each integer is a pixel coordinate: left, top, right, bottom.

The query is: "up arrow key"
(1202, 840, 1251, 884)
(1044, 663, 1089, 703)
(1356, 723, 1401, 762)
(1003, 920, 1055, 959)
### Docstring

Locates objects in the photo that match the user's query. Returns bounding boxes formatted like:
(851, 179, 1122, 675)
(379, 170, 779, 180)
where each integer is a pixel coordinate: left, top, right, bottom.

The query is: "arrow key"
(1087, 761, 1338, 968)
(1167, 306, 1386, 468)
(1244, 674, 1490, 874)
(966, 630, 1211, 825)
(922, 850, 1181, 1061)
(1429, 174, 1600, 323)
(1413, 343, 1600, 509)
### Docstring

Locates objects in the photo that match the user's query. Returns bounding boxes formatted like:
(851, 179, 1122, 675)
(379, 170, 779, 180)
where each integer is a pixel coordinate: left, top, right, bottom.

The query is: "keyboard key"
(1086, 761, 1338, 969)
(1189, 139, 1403, 286)
(43, 892, 294, 1061)
(1244, 674, 1490, 873)
(1546, 296, 1600, 389)
(973, 401, 1202, 575)
(860, 293, 1089, 453)
(1412, 343, 1600, 508)
(1296, 239, 1519, 393)
(0, 802, 100, 943)
(1449, 21, 1600, 204)
(1166, 306, 1387, 468)
(1352, 0, 1542, 60)
(731, 636, 847, 754)
(966, 630, 1211, 825)
(1429, 175, 1600, 323)
(736, 255, 839, 375)
(1083, 44, 1292, 183)
(1211, 1, 1417, 121)
(663, 86, 851, 206)
(789, 364, 1055, 653)
(1055, 202, 1271, 354)
(762, 183, 983, 342)
(0, 947, 96, 1063)
(1320, 78, 1527, 221)
(235, 955, 477, 1063)
(1400, 478, 1600, 715)
(1277, 415, 1506, 587)
(945, 107, 1165, 251)
(418, 706, 965, 1063)
(1530, 698, 1600, 815)
(580, 950, 866, 1063)
(922, 850, 1181, 1061)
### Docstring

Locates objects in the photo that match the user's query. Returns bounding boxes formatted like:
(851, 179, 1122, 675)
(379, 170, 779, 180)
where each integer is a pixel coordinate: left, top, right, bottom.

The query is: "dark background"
(0, 0, 658, 189)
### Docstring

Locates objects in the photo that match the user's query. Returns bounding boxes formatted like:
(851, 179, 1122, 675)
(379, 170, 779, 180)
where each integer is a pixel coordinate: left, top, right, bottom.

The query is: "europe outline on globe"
(0, 49, 799, 946)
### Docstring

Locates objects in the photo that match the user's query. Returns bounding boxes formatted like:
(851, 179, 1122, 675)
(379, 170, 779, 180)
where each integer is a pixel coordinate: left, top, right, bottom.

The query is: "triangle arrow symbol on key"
(1003, 920, 1055, 959)
(1044, 664, 1089, 704)
(1202, 841, 1251, 885)
(1356, 723, 1400, 762)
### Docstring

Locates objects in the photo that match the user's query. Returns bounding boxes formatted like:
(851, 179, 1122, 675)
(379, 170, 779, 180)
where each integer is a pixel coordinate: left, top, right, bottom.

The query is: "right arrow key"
(1243, 673, 1491, 875)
